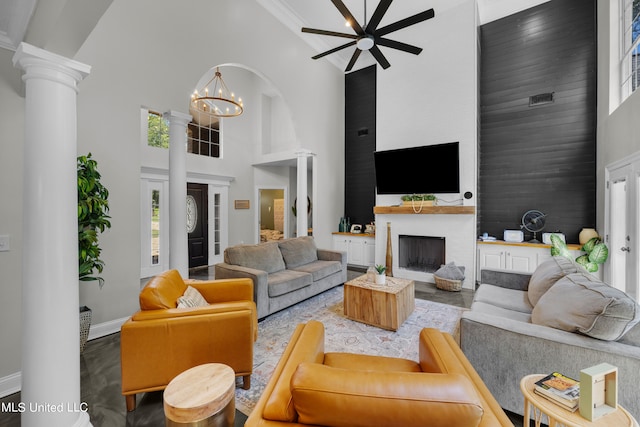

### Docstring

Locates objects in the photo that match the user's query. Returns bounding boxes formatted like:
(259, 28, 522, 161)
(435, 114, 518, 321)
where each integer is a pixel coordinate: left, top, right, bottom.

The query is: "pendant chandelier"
(190, 67, 243, 118)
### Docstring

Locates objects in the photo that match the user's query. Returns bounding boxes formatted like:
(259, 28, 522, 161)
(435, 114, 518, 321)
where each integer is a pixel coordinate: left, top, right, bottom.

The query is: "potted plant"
(549, 233, 608, 273)
(374, 264, 387, 285)
(77, 153, 111, 352)
(401, 194, 436, 207)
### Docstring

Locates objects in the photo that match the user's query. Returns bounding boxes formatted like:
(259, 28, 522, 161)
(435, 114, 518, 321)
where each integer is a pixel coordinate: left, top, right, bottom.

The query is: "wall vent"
(529, 92, 554, 107)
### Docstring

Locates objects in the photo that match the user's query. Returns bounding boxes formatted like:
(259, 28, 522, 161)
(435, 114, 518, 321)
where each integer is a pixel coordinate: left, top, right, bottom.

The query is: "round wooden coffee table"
(164, 363, 235, 427)
(520, 374, 638, 427)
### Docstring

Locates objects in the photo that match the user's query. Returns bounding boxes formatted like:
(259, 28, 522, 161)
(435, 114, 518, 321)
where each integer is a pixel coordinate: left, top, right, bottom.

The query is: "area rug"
(234, 285, 467, 416)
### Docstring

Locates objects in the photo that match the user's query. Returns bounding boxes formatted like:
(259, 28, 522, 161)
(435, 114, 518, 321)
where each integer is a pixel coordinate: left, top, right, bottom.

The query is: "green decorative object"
(374, 264, 387, 275)
(78, 153, 111, 288)
(401, 194, 436, 202)
(549, 233, 608, 273)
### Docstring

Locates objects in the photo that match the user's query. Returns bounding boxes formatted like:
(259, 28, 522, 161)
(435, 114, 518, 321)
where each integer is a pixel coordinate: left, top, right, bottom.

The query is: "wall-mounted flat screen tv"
(374, 142, 460, 194)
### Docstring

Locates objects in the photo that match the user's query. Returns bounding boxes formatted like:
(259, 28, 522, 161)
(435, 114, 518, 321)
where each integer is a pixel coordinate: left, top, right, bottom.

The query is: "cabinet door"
(363, 238, 376, 266)
(348, 239, 364, 265)
(505, 246, 538, 273)
(478, 247, 505, 271)
(333, 236, 348, 254)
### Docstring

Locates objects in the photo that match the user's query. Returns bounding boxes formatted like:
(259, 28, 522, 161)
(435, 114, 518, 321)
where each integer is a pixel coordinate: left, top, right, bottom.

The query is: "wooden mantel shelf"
(374, 205, 475, 215)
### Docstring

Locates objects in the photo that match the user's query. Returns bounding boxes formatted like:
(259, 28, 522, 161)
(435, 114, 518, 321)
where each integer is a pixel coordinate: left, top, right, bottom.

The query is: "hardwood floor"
(0, 267, 529, 426)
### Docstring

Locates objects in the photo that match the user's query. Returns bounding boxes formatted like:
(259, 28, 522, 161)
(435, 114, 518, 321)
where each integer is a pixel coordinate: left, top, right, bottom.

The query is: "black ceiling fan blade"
(302, 27, 358, 39)
(345, 49, 362, 72)
(376, 37, 423, 55)
(365, 0, 393, 33)
(375, 9, 435, 37)
(369, 45, 391, 69)
(312, 40, 357, 60)
(330, 0, 364, 35)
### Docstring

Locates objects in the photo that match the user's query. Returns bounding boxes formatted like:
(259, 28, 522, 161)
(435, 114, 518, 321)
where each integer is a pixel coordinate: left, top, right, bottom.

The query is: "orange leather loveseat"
(120, 269, 257, 411)
(245, 320, 513, 427)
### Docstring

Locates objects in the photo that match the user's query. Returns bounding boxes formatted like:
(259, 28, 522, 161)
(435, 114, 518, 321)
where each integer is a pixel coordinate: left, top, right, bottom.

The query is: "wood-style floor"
(0, 267, 529, 426)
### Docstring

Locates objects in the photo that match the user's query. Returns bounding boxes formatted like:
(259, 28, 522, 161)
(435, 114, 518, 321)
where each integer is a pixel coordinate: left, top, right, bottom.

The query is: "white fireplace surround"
(375, 212, 476, 289)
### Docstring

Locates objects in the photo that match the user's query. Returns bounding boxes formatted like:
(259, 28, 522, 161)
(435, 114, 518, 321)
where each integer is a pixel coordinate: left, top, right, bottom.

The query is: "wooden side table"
(164, 363, 235, 427)
(343, 274, 415, 331)
(520, 374, 638, 427)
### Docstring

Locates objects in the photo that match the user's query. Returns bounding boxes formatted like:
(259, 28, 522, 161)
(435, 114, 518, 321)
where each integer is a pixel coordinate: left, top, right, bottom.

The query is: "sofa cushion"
(473, 284, 533, 314)
(290, 363, 484, 427)
(225, 241, 285, 274)
(528, 256, 583, 306)
(531, 273, 640, 341)
(470, 301, 532, 323)
(268, 270, 312, 297)
(278, 236, 318, 269)
(176, 286, 209, 308)
(291, 260, 342, 282)
(139, 269, 187, 310)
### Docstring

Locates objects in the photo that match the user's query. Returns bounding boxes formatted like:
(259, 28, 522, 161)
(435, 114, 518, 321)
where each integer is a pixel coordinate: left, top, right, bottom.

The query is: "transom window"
(145, 109, 221, 158)
(621, 0, 640, 100)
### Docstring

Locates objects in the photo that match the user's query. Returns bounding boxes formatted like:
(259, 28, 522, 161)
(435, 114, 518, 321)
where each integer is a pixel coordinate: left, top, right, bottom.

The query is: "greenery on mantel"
(78, 153, 111, 288)
(401, 194, 436, 201)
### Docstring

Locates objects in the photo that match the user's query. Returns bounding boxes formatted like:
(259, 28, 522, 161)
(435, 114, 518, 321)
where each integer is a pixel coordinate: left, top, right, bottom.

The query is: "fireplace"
(398, 235, 445, 273)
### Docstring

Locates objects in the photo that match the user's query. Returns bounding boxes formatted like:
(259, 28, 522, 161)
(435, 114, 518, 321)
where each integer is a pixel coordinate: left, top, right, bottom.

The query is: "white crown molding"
(0, 0, 37, 51)
(255, 0, 344, 71)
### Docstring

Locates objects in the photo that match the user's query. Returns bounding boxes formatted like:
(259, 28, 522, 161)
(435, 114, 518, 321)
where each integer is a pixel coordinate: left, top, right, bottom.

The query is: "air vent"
(357, 128, 369, 137)
(529, 92, 554, 107)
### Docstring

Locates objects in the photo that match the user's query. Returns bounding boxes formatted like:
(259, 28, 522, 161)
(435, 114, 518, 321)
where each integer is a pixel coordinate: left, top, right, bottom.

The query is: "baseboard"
(0, 316, 129, 398)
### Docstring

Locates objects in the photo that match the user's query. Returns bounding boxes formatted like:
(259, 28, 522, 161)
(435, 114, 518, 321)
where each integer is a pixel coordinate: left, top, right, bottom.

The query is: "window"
(145, 109, 221, 158)
(147, 110, 169, 148)
(621, 0, 640, 100)
(188, 113, 221, 158)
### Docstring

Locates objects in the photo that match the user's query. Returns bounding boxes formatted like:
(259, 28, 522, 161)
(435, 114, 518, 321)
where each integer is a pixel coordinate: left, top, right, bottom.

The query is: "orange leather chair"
(120, 269, 257, 411)
(245, 320, 513, 427)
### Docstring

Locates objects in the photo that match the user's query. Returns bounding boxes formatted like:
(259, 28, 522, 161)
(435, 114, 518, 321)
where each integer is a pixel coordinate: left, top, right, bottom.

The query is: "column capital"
(163, 110, 192, 127)
(12, 43, 90, 92)
(295, 149, 315, 158)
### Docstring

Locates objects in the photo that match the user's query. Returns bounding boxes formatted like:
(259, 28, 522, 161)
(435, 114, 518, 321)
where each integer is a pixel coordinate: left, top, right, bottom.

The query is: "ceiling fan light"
(357, 36, 375, 50)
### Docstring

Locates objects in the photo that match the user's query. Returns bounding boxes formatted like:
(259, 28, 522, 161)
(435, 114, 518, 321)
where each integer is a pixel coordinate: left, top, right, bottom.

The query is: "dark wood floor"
(0, 267, 530, 426)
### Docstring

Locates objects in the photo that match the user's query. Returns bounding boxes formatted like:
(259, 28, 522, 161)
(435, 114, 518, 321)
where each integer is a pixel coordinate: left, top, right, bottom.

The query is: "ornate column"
(295, 150, 312, 237)
(165, 110, 191, 278)
(12, 43, 91, 427)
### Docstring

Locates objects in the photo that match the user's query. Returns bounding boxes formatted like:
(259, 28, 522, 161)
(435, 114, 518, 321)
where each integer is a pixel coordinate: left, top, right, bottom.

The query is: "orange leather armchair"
(246, 320, 513, 427)
(120, 269, 257, 411)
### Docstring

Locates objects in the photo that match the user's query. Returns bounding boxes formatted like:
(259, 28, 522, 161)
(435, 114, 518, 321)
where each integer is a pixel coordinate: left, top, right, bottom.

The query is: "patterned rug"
(234, 285, 467, 415)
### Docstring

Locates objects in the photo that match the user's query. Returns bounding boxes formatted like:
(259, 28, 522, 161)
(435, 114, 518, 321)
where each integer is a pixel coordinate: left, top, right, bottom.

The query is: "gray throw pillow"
(278, 236, 318, 269)
(531, 273, 640, 341)
(528, 256, 583, 306)
(225, 241, 286, 273)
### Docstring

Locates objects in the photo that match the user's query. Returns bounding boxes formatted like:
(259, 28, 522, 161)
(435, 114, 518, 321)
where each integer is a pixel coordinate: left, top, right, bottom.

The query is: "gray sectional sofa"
(214, 236, 347, 319)
(460, 256, 640, 421)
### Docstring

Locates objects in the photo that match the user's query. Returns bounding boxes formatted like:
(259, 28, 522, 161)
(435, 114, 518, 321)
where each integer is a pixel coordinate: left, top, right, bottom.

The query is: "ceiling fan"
(302, 0, 435, 72)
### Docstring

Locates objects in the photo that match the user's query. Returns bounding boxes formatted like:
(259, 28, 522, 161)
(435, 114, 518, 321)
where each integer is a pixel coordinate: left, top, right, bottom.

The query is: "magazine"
(534, 372, 580, 408)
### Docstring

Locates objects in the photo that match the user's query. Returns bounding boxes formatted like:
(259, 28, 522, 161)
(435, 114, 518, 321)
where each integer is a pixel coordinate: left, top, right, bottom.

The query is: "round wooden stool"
(164, 363, 235, 427)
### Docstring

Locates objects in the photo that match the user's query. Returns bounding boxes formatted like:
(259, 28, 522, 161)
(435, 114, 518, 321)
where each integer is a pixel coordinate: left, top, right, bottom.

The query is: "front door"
(187, 183, 208, 269)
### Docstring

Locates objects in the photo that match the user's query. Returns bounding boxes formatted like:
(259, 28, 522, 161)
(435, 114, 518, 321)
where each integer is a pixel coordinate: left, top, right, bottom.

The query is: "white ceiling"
(1, 0, 551, 70)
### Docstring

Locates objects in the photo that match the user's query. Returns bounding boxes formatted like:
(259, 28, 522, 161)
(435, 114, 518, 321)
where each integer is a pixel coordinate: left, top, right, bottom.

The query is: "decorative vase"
(579, 228, 599, 245)
(375, 274, 386, 285)
(385, 222, 393, 276)
(79, 306, 92, 353)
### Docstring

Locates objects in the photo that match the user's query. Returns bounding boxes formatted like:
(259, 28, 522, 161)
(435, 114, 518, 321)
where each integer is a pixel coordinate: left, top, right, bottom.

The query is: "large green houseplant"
(549, 233, 609, 273)
(77, 153, 111, 352)
(78, 153, 111, 288)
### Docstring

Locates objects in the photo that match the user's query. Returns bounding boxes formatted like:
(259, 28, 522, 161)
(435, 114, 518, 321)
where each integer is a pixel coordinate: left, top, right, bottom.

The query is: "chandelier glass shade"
(190, 67, 243, 118)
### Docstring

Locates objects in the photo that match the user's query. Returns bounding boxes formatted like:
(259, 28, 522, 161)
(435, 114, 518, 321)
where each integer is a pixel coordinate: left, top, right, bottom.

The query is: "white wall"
(375, 0, 478, 287)
(0, 0, 343, 393)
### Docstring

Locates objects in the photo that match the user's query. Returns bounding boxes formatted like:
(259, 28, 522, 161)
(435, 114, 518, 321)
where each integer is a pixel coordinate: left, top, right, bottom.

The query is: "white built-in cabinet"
(476, 241, 583, 278)
(332, 233, 375, 267)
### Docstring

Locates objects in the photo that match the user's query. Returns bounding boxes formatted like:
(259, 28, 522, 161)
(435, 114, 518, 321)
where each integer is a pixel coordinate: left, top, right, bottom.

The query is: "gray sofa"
(214, 236, 347, 319)
(460, 256, 640, 421)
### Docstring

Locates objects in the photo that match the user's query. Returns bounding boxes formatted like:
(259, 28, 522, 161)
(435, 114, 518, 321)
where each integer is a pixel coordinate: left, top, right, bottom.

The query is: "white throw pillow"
(177, 286, 209, 308)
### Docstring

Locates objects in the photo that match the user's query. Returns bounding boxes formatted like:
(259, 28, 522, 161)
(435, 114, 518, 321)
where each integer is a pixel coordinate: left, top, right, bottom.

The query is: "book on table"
(534, 372, 580, 410)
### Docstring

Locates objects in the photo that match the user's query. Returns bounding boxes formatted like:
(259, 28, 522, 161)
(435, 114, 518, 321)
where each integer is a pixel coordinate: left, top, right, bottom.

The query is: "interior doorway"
(258, 188, 286, 242)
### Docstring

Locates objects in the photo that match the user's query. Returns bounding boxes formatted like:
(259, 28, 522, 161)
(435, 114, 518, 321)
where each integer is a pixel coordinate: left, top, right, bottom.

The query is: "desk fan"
(521, 210, 546, 244)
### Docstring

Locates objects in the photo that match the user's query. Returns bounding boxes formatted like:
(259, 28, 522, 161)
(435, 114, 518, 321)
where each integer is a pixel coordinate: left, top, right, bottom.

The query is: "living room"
(1, 0, 640, 426)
